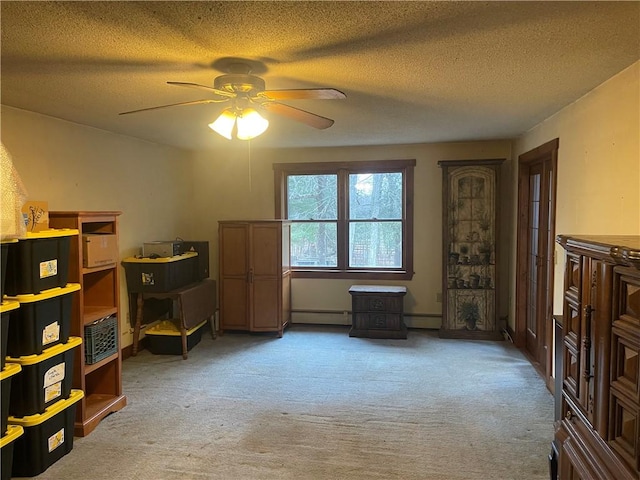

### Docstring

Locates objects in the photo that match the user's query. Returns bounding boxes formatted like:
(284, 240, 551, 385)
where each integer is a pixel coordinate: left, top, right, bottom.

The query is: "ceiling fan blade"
(167, 81, 235, 99)
(119, 99, 222, 115)
(260, 88, 346, 100)
(262, 102, 335, 129)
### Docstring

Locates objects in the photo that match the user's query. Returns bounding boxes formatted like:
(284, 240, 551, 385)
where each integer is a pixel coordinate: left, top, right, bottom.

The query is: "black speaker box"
(182, 241, 210, 280)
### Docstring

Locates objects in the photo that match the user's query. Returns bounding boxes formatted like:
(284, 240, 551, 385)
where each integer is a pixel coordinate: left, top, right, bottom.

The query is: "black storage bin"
(9, 390, 83, 477)
(122, 252, 198, 293)
(182, 241, 210, 280)
(7, 337, 81, 417)
(1, 425, 23, 480)
(0, 364, 21, 436)
(0, 300, 19, 370)
(146, 319, 206, 355)
(4, 229, 77, 296)
(1, 240, 18, 299)
(6, 283, 80, 357)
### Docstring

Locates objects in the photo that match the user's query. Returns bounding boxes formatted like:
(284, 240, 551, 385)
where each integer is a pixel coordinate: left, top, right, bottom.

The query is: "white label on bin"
(48, 428, 65, 453)
(42, 321, 61, 346)
(44, 362, 65, 388)
(44, 381, 62, 403)
(141, 272, 155, 285)
(39, 259, 58, 279)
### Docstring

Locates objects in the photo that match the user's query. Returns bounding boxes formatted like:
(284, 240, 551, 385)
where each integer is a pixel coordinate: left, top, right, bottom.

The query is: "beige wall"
(512, 60, 640, 319)
(1, 105, 195, 346)
(192, 141, 513, 328)
(3, 60, 635, 346)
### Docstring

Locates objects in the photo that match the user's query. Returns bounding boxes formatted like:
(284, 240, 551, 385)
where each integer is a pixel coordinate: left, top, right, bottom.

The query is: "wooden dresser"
(348, 285, 407, 339)
(553, 235, 639, 480)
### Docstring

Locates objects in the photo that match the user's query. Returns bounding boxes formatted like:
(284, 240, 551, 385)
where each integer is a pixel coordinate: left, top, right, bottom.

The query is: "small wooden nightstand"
(348, 285, 407, 339)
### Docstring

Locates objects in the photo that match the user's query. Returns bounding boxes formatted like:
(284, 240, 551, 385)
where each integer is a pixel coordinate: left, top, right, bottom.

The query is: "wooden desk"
(132, 279, 216, 359)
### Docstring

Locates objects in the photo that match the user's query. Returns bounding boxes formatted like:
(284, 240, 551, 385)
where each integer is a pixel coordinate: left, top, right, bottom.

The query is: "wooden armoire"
(218, 220, 291, 337)
(553, 235, 639, 480)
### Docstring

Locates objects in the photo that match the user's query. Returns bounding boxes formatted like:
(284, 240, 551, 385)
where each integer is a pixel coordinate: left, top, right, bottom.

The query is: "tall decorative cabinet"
(49, 211, 126, 436)
(218, 220, 291, 337)
(553, 235, 639, 480)
(439, 159, 504, 340)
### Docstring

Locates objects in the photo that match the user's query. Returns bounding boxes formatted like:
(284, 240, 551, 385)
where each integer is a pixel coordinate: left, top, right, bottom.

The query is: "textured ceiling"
(1, 1, 639, 150)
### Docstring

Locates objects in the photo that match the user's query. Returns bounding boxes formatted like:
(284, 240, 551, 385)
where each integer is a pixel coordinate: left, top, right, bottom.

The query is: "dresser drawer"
(352, 295, 403, 313)
(354, 313, 401, 331)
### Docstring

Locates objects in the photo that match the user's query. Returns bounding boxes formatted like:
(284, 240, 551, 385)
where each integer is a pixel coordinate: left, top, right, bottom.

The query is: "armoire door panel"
(251, 277, 280, 330)
(221, 278, 248, 329)
(221, 226, 248, 276)
(251, 225, 280, 276)
(565, 252, 582, 304)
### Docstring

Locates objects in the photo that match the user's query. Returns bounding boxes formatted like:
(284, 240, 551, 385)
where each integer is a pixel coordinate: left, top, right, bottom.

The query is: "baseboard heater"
(291, 309, 441, 329)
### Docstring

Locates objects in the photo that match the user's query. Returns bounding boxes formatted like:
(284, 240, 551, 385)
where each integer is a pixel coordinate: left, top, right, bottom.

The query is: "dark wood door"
(516, 139, 558, 388)
(525, 163, 545, 356)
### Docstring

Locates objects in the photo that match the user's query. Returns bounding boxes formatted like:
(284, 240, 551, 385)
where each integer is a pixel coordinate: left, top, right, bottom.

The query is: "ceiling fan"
(119, 61, 346, 139)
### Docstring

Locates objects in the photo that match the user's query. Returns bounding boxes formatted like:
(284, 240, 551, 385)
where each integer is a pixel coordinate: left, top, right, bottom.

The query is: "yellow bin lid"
(122, 251, 198, 264)
(6, 336, 82, 365)
(0, 238, 19, 244)
(0, 300, 20, 314)
(146, 319, 206, 336)
(9, 390, 84, 426)
(5, 283, 81, 304)
(0, 363, 22, 381)
(0, 425, 24, 448)
(22, 228, 79, 239)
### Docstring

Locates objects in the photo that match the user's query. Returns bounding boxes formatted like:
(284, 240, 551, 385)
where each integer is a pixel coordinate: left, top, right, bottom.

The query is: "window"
(274, 159, 415, 280)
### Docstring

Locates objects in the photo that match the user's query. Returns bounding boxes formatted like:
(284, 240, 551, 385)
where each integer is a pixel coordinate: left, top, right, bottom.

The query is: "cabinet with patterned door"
(439, 159, 504, 339)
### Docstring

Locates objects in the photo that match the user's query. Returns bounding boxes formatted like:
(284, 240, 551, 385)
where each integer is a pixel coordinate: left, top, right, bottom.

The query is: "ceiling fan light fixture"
(208, 109, 236, 139)
(236, 108, 269, 140)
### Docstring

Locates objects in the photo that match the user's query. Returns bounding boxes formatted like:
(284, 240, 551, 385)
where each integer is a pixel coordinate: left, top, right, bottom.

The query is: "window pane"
(287, 175, 337, 220)
(290, 222, 337, 267)
(349, 172, 402, 219)
(349, 221, 402, 268)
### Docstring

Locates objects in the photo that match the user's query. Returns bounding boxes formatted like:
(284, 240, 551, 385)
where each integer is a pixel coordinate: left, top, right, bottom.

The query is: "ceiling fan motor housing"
(214, 74, 266, 95)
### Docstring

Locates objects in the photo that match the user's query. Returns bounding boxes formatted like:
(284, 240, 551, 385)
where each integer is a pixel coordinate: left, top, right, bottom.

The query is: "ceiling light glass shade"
(236, 108, 269, 140)
(208, 109, 236, 140)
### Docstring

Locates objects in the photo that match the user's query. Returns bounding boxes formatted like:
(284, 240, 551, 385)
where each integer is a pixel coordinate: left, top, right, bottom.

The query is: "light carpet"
(26, 325, 554, 480)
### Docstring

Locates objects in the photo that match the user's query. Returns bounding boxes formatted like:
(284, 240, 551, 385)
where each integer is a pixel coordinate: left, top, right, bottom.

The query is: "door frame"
(515, 138, 559, 390)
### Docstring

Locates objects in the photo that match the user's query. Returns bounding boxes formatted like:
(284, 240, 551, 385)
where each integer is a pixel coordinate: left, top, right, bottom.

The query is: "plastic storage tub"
(0, 300, 19, 370)
(146, 319, 206, 355)
(1, 425, 24, 480)
(5, 283, 80, 357)
(9, 389, 83, 477)
(0, 363, 21, 436)
(4, 229, 78, 296)
(6, 336, 81, 417)
(1, 239, 18, 299)
(122, 252, 198, 293)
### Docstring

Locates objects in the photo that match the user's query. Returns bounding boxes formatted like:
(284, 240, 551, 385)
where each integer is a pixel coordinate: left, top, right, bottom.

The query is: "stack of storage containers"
(1, 239, 23, 480)
(1, 229, 84, 478)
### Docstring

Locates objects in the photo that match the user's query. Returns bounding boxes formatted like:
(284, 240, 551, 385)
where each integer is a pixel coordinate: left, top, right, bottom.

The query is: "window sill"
(291, 269, 414, 281)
